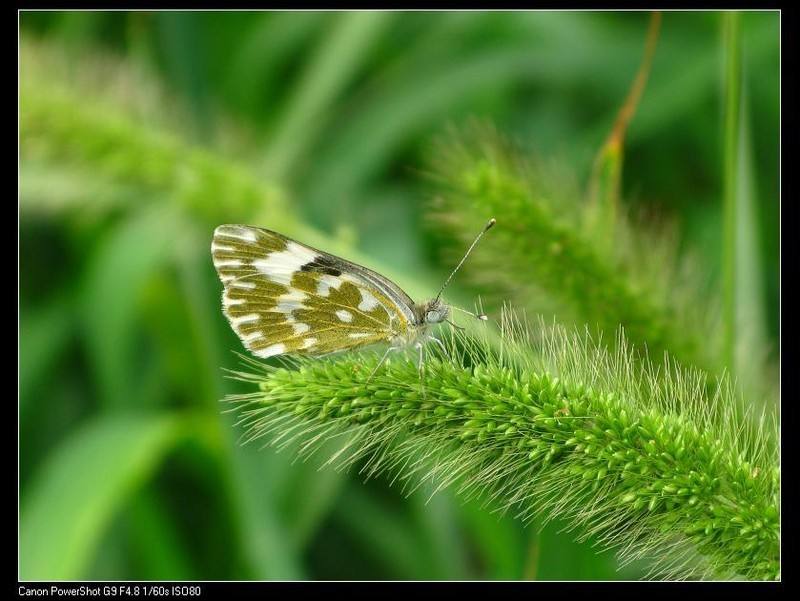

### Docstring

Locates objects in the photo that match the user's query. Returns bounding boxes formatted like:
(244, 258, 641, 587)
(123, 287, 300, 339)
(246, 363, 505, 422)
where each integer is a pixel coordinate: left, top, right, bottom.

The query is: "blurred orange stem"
(589, 11, 662, 220)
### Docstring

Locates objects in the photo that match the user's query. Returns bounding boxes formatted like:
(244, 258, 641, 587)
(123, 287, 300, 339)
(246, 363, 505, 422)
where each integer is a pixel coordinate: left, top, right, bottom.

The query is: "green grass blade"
(301, 46, 572, 224)
(722, 11, 742, 373)
(262, 11, 393, 181)
(126, 489, 196, 580)
(19, 412, 206, 580)
(224, 12, 327, 119)
(225, 443, 306, 579)
(155, 12, 214, 141)
(330, 485, 440, 579)
(271, 437, 349, 550)
(457, 501, 527, 579)
(733, 90, 771, 397)
(80, 208, 178, 408)
(533, 518, 622, 580)
(408, 488, 472, 579)
(20, 294, 73, 419)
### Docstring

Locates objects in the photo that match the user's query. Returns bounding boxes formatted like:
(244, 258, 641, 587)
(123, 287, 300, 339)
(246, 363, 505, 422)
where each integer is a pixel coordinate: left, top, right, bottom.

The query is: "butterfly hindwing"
(212, 225, 413, 358)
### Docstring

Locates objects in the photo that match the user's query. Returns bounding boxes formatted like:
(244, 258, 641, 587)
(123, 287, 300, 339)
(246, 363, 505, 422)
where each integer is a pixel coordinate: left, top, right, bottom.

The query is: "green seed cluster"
(235, 353, 778, 580)
(21, 70, 284, 225)
(429, 131, 720, 378)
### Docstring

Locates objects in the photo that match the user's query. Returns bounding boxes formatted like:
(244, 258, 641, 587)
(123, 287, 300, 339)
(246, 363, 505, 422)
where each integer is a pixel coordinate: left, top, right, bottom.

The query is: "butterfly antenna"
(450, 305, 489, 321)
(434, 218, 496, 305)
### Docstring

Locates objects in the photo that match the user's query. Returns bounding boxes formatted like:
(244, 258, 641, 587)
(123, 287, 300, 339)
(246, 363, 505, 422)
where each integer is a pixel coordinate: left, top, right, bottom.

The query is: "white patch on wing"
(231, 314, 259, 326)
(215, 225, 257, 243)
(316, 273, 342, 297)
(256, 343, 286, 357)
(256, 269, 291, 285)
(357, 289, 380, 312)
(215, 259, 243, 268)
(230, 280, 256, 289)
(223, 294, 246, 307)
(300, 337, 317, 349)
(253, 242, 318, 285)
(292, 322, 310, 335)
(242, 331, 263, 343)
(271, 290, 310, 335)
(349, 332, 371, 339)
(336, 309, 353, 323)
(275, 290, 307, 314)
(211, 243, 235, 252)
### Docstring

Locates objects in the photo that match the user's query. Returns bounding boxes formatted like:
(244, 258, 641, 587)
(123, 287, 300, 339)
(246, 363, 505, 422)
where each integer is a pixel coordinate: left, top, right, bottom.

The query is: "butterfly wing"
(211, 224, 415, 358)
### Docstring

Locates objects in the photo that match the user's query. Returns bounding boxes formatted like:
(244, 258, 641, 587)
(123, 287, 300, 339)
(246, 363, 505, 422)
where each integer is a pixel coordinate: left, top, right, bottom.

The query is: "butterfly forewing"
(212, 225, 412, 358)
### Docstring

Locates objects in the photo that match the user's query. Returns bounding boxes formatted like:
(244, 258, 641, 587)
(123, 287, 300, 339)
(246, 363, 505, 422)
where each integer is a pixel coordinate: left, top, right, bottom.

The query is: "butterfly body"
(211, 224, 451, 360)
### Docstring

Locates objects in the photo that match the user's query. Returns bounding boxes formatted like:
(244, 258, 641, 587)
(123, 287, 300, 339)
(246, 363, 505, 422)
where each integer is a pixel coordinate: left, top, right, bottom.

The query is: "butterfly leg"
(365, 346, 395, 384)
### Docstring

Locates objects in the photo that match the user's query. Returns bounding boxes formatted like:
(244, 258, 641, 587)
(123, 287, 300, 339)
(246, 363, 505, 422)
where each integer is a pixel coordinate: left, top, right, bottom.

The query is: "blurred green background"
(19, 11, 778, 580)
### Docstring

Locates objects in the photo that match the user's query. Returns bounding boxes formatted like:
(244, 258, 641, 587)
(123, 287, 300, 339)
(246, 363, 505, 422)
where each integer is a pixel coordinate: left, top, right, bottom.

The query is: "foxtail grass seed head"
(224, 309, 779, 581)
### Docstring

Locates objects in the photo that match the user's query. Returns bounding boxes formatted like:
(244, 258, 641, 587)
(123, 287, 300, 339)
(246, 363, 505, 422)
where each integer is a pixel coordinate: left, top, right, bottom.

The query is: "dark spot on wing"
(300, 256, 342, 277)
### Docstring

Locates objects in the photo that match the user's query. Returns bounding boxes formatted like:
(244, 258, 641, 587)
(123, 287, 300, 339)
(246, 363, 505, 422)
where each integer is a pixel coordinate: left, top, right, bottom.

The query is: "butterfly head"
(418, 298, 450, 325)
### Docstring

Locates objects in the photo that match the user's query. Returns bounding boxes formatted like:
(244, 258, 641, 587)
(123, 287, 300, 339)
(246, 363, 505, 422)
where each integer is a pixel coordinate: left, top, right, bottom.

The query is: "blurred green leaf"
(225, 443, 305, 579)
(303, 45, 571, 226)
(263, 11, 393, 181)
(733, 91, 770, 396)
(331, 484, 441, 579)
(155, 12, 213, 141)
(52, 11, 113, 46)
(534, 518, 620, 580)
(20, 411, 211, 580)
(20, 294, 73, 418)
(225, 12, 327, 119)
(722, 11, 742, 373)
(272, 438, 349, 550)
(20, 47, 286, 226)
(408, 489, 471, 579)
(81, 207, 178, 408)
(126, 489, 196, 579)
(458, 501, 526, 579)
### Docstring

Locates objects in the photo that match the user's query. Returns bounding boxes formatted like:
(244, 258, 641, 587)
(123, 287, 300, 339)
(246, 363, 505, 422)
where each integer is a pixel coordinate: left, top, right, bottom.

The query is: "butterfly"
(211, 219, 495, 379)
